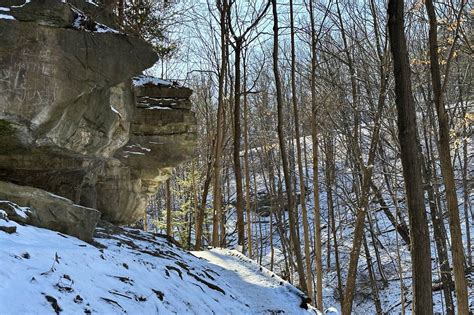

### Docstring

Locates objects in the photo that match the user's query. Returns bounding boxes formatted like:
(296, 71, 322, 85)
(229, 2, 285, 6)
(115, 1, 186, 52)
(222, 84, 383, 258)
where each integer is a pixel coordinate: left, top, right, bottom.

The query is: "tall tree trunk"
(425, 1, 469, 312)
(195, 143, 214, 250)
(325, 136, 343, 302)
(309, 0, 323, 309)
(290, 0, 313, 297)
(232, 39, 245, 251)
(212, 0, 228, 248)
(387, 1, 433, 312)
(243, 53, 253, 258)
(421, 116, 454, 314)
(271, 0, 307, 294)
(462, 117, 472, 267)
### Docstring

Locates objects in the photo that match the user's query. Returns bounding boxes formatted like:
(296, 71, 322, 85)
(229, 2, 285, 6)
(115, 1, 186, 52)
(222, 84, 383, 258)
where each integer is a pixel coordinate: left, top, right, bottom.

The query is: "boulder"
(0, 181, 100, 242)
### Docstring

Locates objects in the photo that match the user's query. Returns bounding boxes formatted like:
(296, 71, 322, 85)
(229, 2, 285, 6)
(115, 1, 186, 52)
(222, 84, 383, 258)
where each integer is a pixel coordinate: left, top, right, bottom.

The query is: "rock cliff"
(0, 0, 196, 240)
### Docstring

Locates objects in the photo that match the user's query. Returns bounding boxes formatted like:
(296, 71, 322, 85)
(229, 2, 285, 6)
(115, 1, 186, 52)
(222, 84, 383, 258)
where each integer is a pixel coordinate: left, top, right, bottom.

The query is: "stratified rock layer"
(97, 77, 197, 223)
(0, 0, 197, 233)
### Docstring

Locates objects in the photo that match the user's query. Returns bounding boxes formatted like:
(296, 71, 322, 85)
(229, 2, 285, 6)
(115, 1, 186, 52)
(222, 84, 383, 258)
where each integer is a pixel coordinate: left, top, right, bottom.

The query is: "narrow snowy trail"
(193, 249, 318, 315)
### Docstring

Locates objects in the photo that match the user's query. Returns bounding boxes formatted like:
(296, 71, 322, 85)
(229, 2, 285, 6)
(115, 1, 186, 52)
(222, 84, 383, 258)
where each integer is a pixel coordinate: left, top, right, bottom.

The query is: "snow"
(85, 0, 98, 7)
(125, 144, 151, 152)
(133, 75, 174, 87)
(0, 13, 15, 20)
(146, 106, 173, 110)
(71, 7, 120, 34)
(123, 151, 146, 155)
(0, 200, 31, 219)
(10, 0, 30, 8)
(193, 248, 318, 314)
(110, 106, 120, 115)
(0, 218, 317, 314)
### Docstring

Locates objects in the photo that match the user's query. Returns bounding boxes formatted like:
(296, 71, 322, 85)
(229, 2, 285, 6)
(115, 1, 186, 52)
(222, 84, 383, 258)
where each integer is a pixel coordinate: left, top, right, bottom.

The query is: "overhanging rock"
(0, 1, 197, 234)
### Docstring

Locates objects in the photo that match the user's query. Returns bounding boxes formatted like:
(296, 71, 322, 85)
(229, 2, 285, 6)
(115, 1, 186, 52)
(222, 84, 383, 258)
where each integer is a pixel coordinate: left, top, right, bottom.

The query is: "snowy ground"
(193, 248, 317, 314)
(0, 214, 317, 314)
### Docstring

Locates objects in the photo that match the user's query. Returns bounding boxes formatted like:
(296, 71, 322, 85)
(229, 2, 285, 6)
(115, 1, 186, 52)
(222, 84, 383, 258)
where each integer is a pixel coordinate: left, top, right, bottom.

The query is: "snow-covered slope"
(193, 249, 313, 314)
(0, 217, 316, 314)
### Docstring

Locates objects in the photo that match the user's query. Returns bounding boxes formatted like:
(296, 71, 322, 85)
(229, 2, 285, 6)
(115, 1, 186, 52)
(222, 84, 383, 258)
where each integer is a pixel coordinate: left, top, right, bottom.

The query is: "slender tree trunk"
(421, 120, 454, 314)
(268, 152, 276, 271)
(271, 0, 307, 294)
(325, 136, 343, 302)
(232, 39, 245, 251)
(195, 144, 214, 250)
(462, 119, 472, 267)
(309, 0, 323, 309)
(395, 202, 406, 315)
(143, 212, 147, 232)
(425, 1, 469, 312)
(363, 234, 383, 314)
(387, 1, 433, 312)
(212, 0, 228, 248)
(290, 0, 313, 297)
(367, 214, 387, 284)
(166, 179, 172, 237)
(243, 54, 253, 258)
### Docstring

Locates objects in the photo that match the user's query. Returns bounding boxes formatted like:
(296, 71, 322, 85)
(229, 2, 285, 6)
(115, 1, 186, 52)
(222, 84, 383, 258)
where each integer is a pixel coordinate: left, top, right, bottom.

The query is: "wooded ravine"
(0, 0, 472, 314)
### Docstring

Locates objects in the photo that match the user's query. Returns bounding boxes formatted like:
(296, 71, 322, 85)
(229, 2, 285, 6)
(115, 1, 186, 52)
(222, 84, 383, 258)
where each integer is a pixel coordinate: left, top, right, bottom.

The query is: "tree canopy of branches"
(143, 0, 473, 313)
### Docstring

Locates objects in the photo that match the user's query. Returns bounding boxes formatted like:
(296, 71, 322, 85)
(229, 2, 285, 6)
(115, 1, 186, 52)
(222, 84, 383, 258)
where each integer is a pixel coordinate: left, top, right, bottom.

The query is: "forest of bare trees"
(128, 0, 473, 313)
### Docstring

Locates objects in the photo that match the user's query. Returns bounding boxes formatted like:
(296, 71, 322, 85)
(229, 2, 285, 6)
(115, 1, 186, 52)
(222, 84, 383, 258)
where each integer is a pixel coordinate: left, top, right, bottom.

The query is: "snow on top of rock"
(10, 0, 30, 8)
(0, 209, 7, 220)
(0, 7, 14, 20)
(0, 13, 15, 20)
(133, 75, 175, 87)
(110, 105, 120, 115)
(71, 7, 120, 34)
(85, 0, 98, 7)
(0, 200, 31, 219)
(146, 106, 173, 110)
(125, 144, 152, 152)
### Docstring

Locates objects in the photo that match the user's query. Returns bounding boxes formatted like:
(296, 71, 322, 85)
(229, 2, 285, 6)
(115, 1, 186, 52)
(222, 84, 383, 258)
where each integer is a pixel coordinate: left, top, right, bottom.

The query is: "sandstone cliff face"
(0, 0, 196, 239)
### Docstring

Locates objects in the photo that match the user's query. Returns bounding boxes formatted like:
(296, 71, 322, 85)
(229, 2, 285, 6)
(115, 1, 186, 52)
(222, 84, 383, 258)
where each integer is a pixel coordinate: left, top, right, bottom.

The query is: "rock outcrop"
(0, 181, 100, 242)
(0, 0, 196, 239)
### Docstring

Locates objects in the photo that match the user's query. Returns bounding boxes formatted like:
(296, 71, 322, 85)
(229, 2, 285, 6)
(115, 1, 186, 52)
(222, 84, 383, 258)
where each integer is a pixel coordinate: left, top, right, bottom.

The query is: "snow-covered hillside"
(0, 215, 317, 314)
(193, 249, 314, 314)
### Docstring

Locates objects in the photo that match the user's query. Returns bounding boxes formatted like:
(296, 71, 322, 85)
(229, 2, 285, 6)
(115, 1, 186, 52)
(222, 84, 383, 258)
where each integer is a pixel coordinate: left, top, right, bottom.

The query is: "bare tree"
(387, 0, 433, 312)
(424, 1, 469, 312)
(271, 0, 307, 295)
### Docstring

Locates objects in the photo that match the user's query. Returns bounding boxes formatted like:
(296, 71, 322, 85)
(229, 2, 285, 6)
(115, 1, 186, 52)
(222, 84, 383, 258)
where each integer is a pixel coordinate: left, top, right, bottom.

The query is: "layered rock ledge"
(0, 0, 196, 240)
